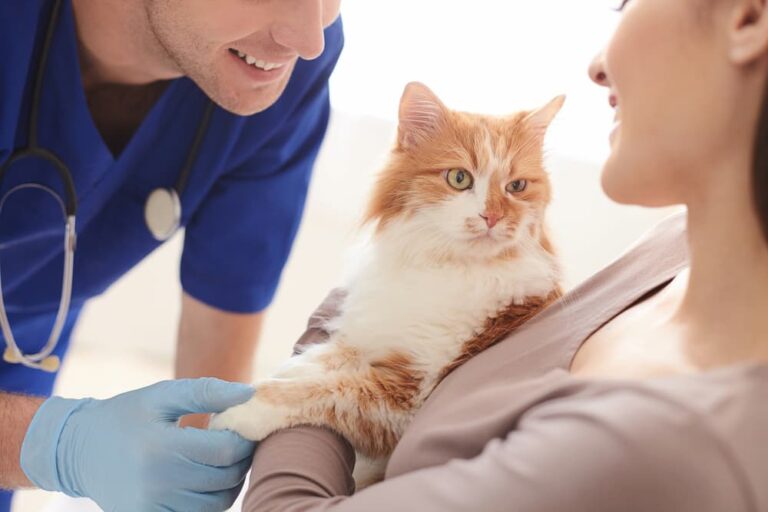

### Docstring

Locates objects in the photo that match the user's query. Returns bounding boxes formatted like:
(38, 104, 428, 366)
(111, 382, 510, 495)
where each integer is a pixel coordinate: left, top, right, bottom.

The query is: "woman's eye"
(446, 168, 474, 191)
(506, 179, 528, 193)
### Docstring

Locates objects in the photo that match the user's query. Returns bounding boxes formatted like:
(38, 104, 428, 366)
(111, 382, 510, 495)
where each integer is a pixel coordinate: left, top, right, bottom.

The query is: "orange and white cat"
(210, 82, 565, 484)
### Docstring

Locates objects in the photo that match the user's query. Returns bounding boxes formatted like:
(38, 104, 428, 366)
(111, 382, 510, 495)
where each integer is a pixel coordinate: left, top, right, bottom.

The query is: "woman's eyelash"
(615, 0, 630, 11)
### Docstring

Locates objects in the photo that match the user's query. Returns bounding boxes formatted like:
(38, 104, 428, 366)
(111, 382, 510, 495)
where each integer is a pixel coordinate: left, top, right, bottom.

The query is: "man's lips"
(227, 47, 291, 71)
(227, 49, 293, 84)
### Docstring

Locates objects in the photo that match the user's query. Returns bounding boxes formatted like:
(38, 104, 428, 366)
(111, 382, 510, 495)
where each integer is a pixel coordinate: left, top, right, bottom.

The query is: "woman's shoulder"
(643, 363, 768, 499)
(500, 367, 766, 511)
(396, 364, 768, 497)
(499, 366, 768, 509)
(544, 365, 768, 508)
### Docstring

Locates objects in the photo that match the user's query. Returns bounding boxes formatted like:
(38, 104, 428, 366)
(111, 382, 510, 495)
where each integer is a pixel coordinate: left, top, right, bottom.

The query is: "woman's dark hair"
(754, 86, 768, 243)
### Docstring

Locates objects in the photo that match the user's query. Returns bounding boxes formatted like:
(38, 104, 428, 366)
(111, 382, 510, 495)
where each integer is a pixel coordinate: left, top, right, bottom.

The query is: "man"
(0, 0, 343, 510)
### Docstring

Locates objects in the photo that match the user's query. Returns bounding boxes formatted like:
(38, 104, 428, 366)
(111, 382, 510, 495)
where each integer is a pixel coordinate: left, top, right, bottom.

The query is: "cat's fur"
(210, 82, 565, 484)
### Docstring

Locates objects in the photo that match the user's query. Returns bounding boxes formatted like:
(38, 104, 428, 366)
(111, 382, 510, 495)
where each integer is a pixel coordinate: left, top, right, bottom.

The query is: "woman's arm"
(292, 288, 346, 354)
(244, 387, 751, 512)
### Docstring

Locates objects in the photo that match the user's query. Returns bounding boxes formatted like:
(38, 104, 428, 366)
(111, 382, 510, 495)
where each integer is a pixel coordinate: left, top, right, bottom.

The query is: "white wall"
(329, 0, 622, 162)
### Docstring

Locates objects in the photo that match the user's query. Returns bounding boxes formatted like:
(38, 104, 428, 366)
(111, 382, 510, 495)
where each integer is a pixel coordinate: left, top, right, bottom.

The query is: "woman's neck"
(675, 178, 768, 369)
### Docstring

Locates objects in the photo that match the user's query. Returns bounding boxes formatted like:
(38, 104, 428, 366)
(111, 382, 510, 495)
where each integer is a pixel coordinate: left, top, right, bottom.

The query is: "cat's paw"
(353, 454, 388, 490)
(209, 397, 292, 441)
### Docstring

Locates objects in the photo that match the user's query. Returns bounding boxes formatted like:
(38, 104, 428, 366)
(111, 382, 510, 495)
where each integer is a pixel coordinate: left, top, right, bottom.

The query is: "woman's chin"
(600, 153, 651, 206)
(600, 159, 683, 208)
(600, 169, 646, 206)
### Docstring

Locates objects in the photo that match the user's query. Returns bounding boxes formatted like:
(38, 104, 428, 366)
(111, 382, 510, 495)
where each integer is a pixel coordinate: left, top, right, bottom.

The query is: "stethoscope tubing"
(0, 147, 77, 216)
(0, 0, 212, 371)
(0, 218, 75, 368)
(0, 0, 73, 371)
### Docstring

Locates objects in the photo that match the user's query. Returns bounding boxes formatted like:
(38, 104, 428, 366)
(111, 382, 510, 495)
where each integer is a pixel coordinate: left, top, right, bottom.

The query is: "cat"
(210, 82, 565, 486)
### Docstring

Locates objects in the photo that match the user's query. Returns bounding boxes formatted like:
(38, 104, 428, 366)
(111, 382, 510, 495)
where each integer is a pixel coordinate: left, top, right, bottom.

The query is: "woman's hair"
(753, 84, 768, 243)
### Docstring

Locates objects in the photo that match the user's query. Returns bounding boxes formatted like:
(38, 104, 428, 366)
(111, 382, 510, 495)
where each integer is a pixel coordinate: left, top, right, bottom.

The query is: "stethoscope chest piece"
(142, 99, 215, 243)
(144, 188, 181, 242)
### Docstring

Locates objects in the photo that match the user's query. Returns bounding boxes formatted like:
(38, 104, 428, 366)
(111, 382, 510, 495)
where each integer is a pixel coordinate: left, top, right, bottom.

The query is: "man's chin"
(205, 75, 291, 116)
(212, 89, 284, 116)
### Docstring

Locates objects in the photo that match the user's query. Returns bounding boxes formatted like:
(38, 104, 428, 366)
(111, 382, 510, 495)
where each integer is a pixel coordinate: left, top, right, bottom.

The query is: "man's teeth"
(234, 50, 282, 71)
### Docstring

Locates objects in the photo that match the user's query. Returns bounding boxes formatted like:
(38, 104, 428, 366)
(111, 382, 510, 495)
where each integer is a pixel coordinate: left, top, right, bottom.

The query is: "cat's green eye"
(446, 168, 474, 191)
(506, 179, 528, 194)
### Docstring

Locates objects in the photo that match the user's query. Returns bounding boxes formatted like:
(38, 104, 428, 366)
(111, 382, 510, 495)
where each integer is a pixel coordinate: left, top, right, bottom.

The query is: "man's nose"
(588, 51, 609, 87)
(272, 1, 326, 60)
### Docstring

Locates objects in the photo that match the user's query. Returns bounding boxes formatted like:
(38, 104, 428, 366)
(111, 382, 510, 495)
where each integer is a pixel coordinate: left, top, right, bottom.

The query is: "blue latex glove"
(20, 378, 256, 512)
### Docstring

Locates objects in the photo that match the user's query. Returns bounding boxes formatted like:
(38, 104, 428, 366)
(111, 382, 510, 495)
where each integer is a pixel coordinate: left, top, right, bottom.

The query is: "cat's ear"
(398, 82, 448, 149)
(524, 95, 566, 137)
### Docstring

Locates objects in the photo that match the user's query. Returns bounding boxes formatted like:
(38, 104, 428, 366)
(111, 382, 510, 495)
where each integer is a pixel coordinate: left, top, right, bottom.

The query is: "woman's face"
(589, 0, 768, 207)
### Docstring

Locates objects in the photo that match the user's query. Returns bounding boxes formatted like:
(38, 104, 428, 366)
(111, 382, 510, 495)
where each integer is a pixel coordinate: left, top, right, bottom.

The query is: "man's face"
(145, 0, 342, 116)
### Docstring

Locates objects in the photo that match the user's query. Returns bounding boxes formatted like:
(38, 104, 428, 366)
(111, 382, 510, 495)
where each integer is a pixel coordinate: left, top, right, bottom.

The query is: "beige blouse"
(243, 212, 768, 511)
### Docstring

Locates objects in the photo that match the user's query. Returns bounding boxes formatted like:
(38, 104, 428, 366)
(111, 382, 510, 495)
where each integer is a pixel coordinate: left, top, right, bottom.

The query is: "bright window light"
(330, 1, 620, 163)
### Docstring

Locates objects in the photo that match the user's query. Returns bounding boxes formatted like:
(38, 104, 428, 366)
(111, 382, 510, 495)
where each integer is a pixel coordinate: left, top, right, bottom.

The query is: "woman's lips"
(609, 97, 620, 143)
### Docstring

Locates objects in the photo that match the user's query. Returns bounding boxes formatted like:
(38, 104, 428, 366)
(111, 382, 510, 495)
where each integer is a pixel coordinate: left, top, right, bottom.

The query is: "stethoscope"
(0, 0, 214, 372)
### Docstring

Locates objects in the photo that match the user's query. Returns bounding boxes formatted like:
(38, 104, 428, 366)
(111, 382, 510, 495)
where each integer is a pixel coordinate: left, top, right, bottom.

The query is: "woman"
(241, 0, 768, 509)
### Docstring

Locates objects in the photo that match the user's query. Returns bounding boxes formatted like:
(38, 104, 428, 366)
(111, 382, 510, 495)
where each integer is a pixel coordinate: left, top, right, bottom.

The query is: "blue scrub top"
(0, 0, 344, 400)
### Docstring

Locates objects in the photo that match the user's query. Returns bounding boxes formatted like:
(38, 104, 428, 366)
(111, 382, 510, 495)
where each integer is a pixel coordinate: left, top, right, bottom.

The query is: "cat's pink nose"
(479, 213, 503, 229)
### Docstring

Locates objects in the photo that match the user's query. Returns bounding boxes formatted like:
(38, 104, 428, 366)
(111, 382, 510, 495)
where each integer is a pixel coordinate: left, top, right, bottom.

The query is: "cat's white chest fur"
(210, 84, 568, 490)
(330, 227, 560, 376)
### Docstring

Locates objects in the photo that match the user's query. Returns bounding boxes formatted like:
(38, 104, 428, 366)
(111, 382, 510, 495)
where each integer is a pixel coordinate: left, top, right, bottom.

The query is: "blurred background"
(14, 1, 681, 510)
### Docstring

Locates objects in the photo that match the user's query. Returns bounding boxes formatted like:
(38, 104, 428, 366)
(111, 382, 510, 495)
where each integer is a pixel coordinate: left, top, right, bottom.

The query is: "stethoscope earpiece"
(3, 347, 60, 373)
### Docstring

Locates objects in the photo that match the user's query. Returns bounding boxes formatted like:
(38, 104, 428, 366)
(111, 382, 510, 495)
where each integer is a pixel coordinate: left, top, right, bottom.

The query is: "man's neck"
(71, 0, 182, 90)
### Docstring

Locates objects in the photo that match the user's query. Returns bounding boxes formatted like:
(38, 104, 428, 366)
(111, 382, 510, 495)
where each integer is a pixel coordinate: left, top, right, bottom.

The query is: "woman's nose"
(588, 52, 609, 87)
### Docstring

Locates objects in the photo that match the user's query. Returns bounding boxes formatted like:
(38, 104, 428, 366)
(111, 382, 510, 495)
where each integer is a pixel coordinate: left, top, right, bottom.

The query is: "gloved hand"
(20, 378, 256, 512)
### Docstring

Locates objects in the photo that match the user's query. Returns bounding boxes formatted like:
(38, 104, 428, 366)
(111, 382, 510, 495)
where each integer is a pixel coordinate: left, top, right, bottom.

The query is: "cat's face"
(366, 83, 563, 262)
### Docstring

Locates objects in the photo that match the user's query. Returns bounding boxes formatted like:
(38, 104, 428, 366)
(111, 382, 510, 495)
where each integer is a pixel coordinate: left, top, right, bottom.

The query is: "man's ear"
(729, 0, 768, 64)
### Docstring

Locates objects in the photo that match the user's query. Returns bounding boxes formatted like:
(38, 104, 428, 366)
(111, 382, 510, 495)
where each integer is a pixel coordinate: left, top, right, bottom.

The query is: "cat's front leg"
(209, 391, 294, 442)
(353, 454, 389, 489)
(210, 344, 340, 440)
